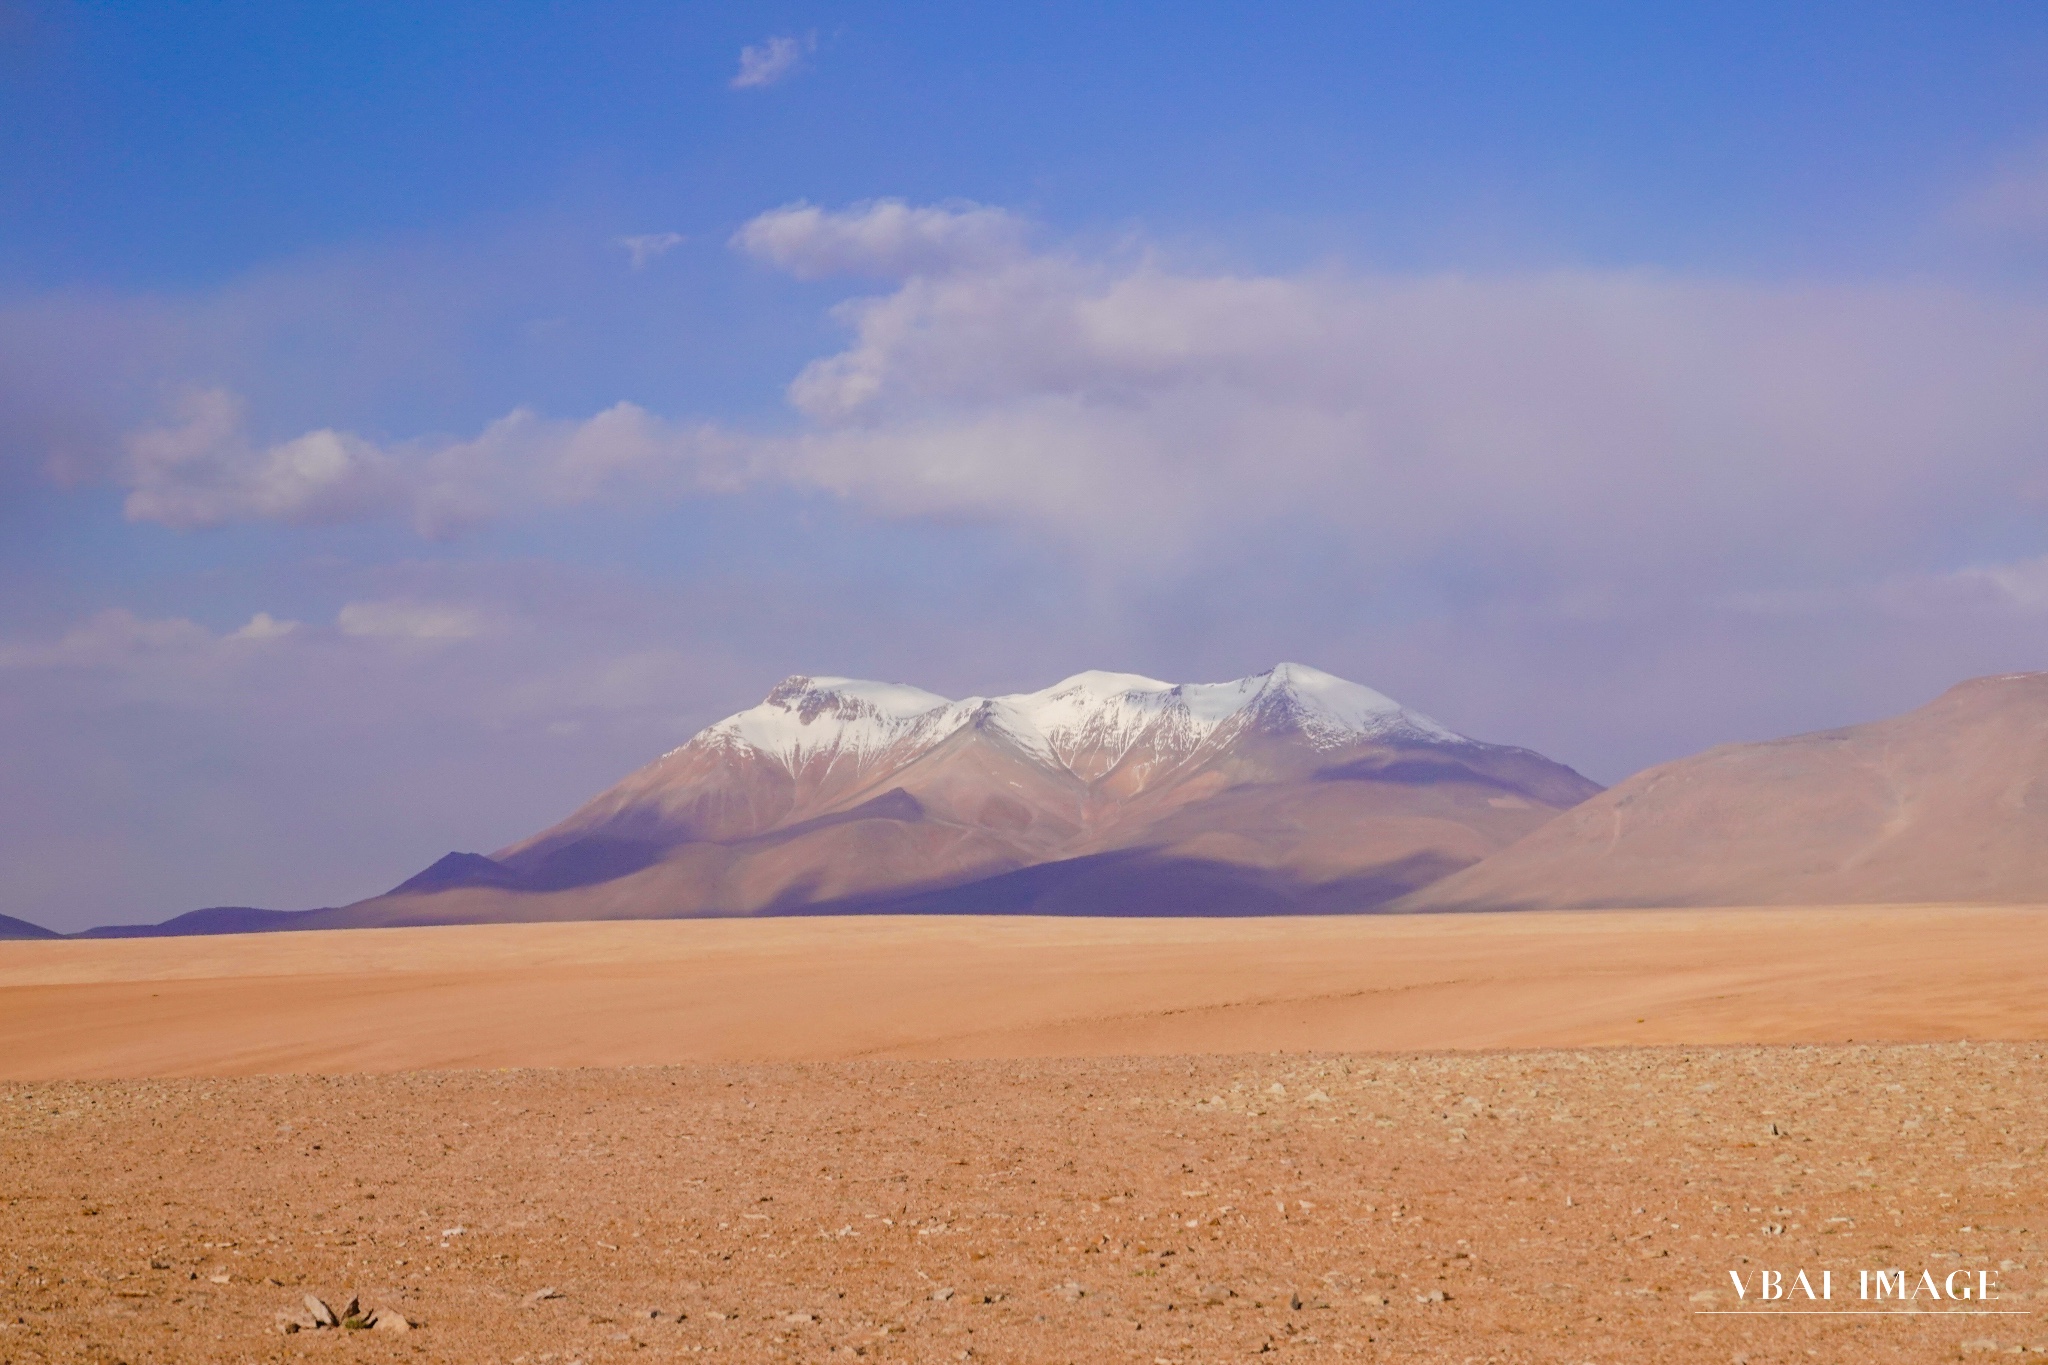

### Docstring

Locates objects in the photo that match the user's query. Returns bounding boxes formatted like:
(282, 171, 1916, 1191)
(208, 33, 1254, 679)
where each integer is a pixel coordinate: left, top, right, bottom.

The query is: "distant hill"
(77, 906, 320, 938)
(1401, 672, 2048, 910)
(0, 912, 60, 940)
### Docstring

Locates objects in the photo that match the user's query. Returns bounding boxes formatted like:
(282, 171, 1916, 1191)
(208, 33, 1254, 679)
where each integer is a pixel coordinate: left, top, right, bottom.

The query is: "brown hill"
(276, 664, 1599, 929)
(1401, 671, 2048, 910)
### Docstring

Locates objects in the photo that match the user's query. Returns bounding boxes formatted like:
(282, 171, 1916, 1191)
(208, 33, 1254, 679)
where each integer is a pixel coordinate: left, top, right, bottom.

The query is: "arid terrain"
(5, 908, 2047, 1362)
(6, 1045, 2046, 1364)
(5, 907, 2048, 1077)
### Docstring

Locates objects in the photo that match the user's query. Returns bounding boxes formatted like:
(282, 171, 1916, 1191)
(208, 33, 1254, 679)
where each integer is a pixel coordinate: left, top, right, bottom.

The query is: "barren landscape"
(5, 908, 2048, 1361)
(5, 907, 2048, 1077)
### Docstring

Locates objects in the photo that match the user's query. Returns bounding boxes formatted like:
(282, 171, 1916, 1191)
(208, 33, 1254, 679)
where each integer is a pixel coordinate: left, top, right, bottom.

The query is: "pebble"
(304, 1294, 338, 1328)
(524, 1287, 563, 1305)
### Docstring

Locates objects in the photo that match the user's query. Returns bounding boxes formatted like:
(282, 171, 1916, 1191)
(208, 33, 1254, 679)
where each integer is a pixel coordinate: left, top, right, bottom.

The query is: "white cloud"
(0, 608, 299, 670)
(616, 232, 685, 268)
(1937, 556, 2048, 613)
(336, 600, 490, 641)
(109, 201, 2048, 603)
(122, 388, 406, 530)
(230, 611, 302, 641)
(733, 200, 1028, 279)
(730, 33, 813, 90)
(717, 221, 2048, 583)
(116, 394, 742, 538)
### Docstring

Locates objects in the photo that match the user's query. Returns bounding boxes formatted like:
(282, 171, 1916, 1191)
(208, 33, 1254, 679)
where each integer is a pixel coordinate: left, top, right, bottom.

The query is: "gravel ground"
(4, 1043, 2044, 1363)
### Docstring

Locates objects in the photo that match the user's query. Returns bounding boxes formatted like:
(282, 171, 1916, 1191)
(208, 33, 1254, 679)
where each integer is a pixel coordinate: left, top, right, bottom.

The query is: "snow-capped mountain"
(698, 663, 1460, 789)
(283, 662, 1598, 926)
(47, 663, 1593, 938)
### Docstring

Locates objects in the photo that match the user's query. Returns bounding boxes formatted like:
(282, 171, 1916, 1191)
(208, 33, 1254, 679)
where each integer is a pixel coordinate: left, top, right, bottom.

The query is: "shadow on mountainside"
(773, 848, 1468, 919)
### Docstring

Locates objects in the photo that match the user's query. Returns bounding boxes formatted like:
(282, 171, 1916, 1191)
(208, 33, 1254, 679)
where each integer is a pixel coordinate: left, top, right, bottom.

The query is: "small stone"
(1960, 1342, 2000, 1356)
(1200, 1284, 1233, 1305)
(1289, 1292, 1302, 1311)
(341, 1295, 361, 1321)
(374, 1312, 413, 1333)
(1056, 1282, 1087, 1300)
(304, 1294, 338, 1328)
(273, 1313, 303, 1335)
(208, 1271, 230, 1284)
(784, 1311, 816, 1324)
(525, 1287, 563, 1306)
(1416, 1289, 1449, 1303)
(932, 1287, 955, 1302)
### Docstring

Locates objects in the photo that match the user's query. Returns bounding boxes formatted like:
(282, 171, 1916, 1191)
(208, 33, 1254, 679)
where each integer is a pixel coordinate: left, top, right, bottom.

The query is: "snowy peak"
(689, 663, 1468, 780)
(1235, 662, 1464, 749)
(702, 674, 955, 773)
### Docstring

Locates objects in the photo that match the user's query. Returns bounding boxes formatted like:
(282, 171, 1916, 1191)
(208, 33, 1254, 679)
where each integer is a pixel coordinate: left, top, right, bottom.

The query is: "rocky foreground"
(4, 1044, 2045, 1363)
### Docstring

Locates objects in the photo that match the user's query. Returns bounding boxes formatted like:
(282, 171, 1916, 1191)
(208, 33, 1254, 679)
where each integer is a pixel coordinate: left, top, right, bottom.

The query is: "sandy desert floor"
(4, 906, 2048, 1077)
(4, 907, 2047, 1362)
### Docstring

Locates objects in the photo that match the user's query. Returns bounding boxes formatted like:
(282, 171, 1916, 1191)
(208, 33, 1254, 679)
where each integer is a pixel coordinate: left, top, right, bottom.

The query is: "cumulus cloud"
(715, 209, 2048, 592)
(1937, 556, 2048, 613)
(336, 600, 490, 641)
(733, 199, 1028, 279)
(0, 607, 298, 671)
(730, 33, 813, 89)
(116, 393, 743, 538)
(106, 200, 2048, 608)
(616, 232, 685, 268)
(123, 388, 407, 530)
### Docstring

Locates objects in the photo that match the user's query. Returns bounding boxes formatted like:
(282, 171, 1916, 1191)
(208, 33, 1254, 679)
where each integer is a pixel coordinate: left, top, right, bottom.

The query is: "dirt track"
(5, 906, 2048, 1078)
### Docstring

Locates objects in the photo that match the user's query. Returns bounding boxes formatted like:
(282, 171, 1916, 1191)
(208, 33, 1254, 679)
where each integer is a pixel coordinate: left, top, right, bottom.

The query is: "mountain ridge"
(1398, 671, 2048, 911)
(73, 662, 1602, 934)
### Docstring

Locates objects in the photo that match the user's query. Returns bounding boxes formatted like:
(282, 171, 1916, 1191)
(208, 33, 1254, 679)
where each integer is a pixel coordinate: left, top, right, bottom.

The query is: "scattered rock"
(1200, 1284, 1234, 1305)
(1288, 1292, 1302, 1311)
(1416, 1288, 1449, 1303)
(932, 1287, 954, 1302)
(1056, 1282, 1086, 1300)
(524, 1287, 563, 1306)
(373, 1312, 414, 1333)
(304, 1294, 338, 1328)
(207, 1271, 230, 1284)
(1959, 1342, 2000, 1356)
(784, 1311, 817, 1324)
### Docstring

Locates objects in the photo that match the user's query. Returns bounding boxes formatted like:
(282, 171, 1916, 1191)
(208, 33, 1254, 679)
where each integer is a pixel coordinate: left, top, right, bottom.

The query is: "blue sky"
(6, 2, 2048, 930)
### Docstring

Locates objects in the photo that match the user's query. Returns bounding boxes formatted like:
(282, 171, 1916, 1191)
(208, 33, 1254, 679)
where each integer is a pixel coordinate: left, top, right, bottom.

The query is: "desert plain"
(5, 906, 2047, 1362)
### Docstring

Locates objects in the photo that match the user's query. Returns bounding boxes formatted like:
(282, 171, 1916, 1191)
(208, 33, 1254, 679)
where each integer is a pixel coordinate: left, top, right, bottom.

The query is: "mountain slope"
(0, 912, 60, 940)
(1401, 671, 2048, 911)
(305, 663, 1599, 928)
